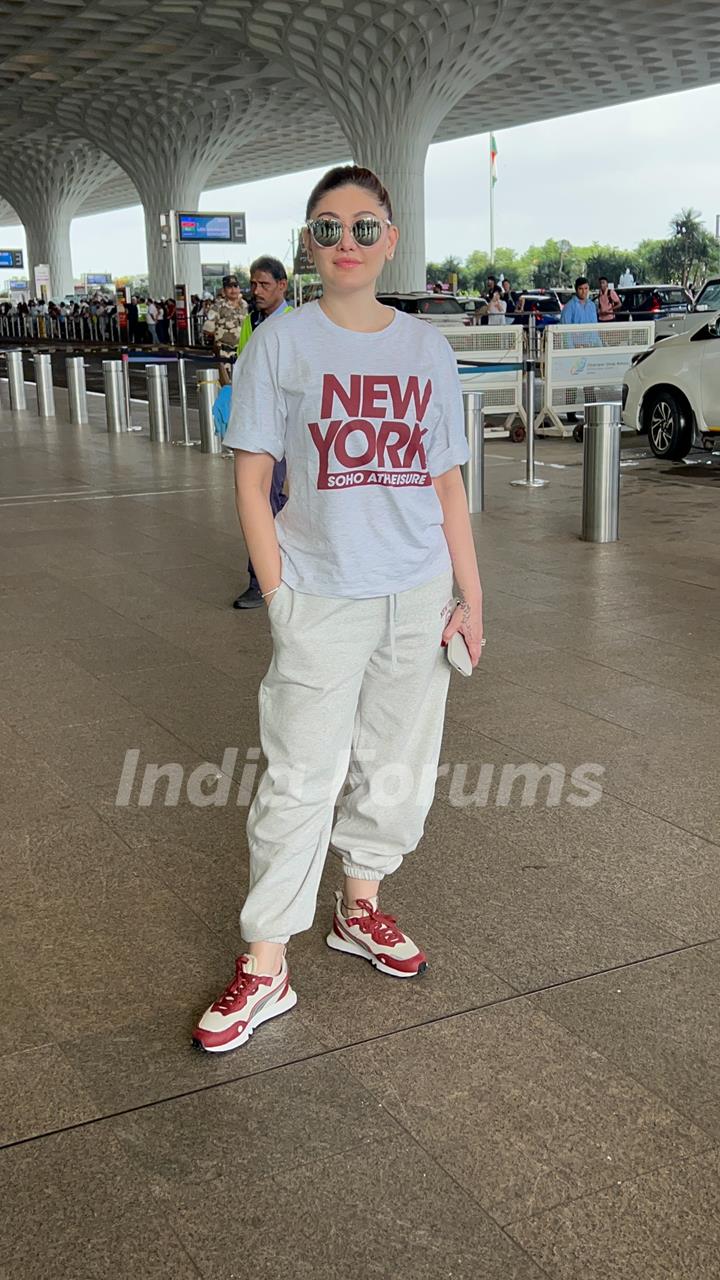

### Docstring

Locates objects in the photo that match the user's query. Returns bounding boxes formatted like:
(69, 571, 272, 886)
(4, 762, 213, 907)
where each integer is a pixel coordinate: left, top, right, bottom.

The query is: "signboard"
(551, 348, 641, 386)
(86, 272, 112, 285)
(34, 262, 50, 299)
(0, 249, 23, 269)
(174, 282, 189, 343)
(176, 212, 246, 244)
(9, 279, 28, 292)
(293, 230, 314, 275)
(202, 262, 230, 294)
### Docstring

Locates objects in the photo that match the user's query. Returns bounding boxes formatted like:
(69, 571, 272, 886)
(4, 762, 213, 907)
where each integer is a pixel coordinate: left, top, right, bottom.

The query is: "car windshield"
(695, 282, 720, 310)
(419, 297, 463, 314)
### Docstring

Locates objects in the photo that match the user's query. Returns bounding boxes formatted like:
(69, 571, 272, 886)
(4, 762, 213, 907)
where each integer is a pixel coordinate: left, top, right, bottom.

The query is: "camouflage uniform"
(202, 296, 248, 366)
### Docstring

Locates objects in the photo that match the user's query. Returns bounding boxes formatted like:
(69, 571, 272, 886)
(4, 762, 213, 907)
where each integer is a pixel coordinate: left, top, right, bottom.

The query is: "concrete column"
(247, 0, 518, 291)
(57, 93, 261, 298)
(2, 138, 118, 298)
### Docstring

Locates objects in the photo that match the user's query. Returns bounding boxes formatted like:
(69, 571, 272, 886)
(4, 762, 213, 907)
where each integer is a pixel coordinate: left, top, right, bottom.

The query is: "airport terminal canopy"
(0, 0, 718, 295)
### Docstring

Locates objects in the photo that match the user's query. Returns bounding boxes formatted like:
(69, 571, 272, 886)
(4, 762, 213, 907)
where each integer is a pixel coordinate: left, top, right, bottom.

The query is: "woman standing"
(194, 165, 483, 1053)
(487, 287, 507, 326)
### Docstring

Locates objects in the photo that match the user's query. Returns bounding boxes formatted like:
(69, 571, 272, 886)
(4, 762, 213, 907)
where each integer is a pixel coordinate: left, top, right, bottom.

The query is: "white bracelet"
(261, 585, 281, 599)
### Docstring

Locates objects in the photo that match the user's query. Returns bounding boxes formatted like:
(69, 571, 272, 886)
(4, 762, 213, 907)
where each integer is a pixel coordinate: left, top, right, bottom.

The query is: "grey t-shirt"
(224, 300, 468, 598)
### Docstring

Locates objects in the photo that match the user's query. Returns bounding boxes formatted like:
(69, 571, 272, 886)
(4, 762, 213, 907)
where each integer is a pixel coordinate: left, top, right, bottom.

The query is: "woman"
(194, 165, 483, 1053)
(487, 287, 507, 326)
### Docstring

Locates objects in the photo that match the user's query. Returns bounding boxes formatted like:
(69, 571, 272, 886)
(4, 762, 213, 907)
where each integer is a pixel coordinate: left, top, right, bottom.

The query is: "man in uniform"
(203, 273, 248, 371)
(232, 256, 292, 610)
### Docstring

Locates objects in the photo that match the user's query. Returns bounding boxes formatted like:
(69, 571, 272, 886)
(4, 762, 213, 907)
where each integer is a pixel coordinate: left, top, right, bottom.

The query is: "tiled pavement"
(1, 381, 719, 1279)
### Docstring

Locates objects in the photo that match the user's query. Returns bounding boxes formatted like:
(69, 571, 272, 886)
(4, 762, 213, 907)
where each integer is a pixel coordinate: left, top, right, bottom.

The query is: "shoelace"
(212, 957, 269, 1014)
(348, 898, 404, 947)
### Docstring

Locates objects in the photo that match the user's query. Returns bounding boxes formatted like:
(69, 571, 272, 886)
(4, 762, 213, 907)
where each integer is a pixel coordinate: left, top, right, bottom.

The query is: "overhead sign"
(9, 279, 28, 292)
(176, 212, 246, 244)
(0, 249, 24, 269)
(86, 272, 112, 285)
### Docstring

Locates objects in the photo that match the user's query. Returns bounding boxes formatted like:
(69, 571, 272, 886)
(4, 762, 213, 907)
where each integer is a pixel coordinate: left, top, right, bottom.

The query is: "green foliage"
(230, 265, 251, 289)
(429, 213, 718, 294)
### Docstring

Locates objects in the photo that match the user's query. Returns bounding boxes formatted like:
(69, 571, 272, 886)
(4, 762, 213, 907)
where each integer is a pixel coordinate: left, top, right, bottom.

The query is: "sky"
(1, 81, 719, 285)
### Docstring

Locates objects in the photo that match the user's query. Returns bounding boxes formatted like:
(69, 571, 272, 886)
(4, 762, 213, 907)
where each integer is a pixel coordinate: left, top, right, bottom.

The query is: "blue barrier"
(458, 361, 525, 374)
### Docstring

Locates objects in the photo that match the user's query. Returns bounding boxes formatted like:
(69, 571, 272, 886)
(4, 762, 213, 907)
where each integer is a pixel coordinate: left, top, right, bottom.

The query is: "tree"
(582, 244, 638, 287)
(651, 209, 717, 289)
(230, 265, 250, 289)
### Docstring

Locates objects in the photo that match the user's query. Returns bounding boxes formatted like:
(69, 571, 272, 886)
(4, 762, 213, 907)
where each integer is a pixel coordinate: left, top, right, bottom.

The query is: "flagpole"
(489, 134, 495, 265)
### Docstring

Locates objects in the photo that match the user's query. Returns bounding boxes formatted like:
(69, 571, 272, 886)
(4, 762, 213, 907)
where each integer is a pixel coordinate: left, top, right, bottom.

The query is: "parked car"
(652, 276, 720, 340)
(615, 284, 694, 336)
(621, 317, 720, 459)
(377, 291, 473, 325)
(511, 289, 564, 329)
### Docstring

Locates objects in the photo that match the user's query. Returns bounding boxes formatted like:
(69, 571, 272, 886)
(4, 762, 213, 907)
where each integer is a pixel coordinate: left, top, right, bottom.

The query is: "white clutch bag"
(446, 630, 473, 677)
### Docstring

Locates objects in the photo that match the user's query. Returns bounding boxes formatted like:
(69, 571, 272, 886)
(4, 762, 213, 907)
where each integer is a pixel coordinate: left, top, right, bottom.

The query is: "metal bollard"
(146, 364, 171, 442)
(511, 314, 547, 490)
(462, 390, 484, 513)
(581, 402, 621, 542)
(174, 355, 194, 447)
(34, 353, 56, 417)
(65, 356, 88, 424)
(197, 368, 222, 454)
(5, 349, 27, 411)
(102, 360, 128, 433)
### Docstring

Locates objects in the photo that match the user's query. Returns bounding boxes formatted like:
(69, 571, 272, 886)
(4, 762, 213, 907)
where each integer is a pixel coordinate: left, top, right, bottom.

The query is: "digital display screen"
(0, 250, 22, 268)
(177, 214, 232, 243)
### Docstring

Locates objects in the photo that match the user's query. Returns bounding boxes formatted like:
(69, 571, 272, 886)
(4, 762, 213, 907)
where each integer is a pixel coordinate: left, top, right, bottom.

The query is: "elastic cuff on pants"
(241, 935, 290, 946)
(341, 864, 387, 883)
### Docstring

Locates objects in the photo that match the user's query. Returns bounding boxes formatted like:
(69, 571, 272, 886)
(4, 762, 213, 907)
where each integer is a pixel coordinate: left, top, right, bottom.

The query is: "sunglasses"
(305, 216, 391, 249)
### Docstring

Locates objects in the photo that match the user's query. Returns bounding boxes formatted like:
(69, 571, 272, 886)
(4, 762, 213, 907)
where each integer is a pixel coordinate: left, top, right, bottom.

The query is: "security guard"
(203, 274, 248, 369)
(232, 256, 292, 609)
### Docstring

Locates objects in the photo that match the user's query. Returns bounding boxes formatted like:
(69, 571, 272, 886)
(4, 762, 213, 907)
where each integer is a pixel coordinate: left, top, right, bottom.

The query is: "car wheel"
(645, 389, 693, 460)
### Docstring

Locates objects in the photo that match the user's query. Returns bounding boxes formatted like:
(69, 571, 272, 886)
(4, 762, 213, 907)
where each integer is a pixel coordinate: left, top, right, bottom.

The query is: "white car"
(655, 276, 720, 339)
(622, 316, 720, 458)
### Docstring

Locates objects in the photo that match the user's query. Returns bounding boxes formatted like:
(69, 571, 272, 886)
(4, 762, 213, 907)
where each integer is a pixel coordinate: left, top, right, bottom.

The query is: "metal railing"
(0, 311, 214, 349)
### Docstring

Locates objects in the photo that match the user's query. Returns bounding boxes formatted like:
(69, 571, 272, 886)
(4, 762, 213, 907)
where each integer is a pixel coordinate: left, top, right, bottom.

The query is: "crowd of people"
(0, 291, 223, 345)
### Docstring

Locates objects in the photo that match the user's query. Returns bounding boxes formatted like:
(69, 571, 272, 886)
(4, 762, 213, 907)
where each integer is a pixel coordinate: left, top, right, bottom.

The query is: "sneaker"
(326, 891, 428, 978)
(192, 954, 297, 1053)
(233, 585, 263, 610)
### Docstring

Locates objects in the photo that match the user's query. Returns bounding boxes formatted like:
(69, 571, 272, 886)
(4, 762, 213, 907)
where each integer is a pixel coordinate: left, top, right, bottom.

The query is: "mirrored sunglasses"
(306, 216, 391, 249)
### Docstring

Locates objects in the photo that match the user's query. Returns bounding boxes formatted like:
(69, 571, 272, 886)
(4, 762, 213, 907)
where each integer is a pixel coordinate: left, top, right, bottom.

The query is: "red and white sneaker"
(192, 953, 297, 1053)
(326, 891, 428, 978)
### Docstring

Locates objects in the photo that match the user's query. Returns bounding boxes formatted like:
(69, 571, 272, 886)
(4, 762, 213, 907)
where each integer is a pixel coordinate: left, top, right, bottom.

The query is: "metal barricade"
(197, 367, 221, 453)
(34, 353, 55, 417)
(146, 364, 171, 442)
(443, 323, 525, 436)
(5, 350, 27, 411)
(581, 402, 621, 542)
(102, 360, 128, 433)
(538, 321, 655, 436)
(462, 390, 484, 513)
(66, 356, 88, 425)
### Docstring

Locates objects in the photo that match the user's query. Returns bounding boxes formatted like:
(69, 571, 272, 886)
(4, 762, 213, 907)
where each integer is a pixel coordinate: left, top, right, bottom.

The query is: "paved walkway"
(1, 383, 719, 1279)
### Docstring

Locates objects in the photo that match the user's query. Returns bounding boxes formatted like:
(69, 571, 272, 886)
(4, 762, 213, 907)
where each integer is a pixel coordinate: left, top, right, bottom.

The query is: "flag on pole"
(490, 134, 498, 186)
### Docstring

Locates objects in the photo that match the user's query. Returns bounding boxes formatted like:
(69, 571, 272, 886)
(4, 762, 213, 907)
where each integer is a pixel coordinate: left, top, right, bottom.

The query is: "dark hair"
(250, 256, 287, 282)
(598, 276, 608, 284)
(305, 164, 392, 221)
(575, 276, 589, 290)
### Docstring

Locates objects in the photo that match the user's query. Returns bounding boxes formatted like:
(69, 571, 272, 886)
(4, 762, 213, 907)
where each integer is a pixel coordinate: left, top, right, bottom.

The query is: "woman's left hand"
(442, 596, 484, 666)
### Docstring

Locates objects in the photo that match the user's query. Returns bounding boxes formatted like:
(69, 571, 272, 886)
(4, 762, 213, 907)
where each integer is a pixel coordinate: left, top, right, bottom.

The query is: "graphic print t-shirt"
(224, 301, 469, 597)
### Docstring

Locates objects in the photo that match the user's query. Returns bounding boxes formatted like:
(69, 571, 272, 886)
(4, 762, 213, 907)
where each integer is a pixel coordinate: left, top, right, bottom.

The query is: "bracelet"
(261, 585, 281, 599)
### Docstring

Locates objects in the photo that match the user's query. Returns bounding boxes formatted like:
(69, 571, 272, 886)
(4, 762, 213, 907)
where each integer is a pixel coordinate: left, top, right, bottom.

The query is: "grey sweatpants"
(240, 571, 454, 943)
